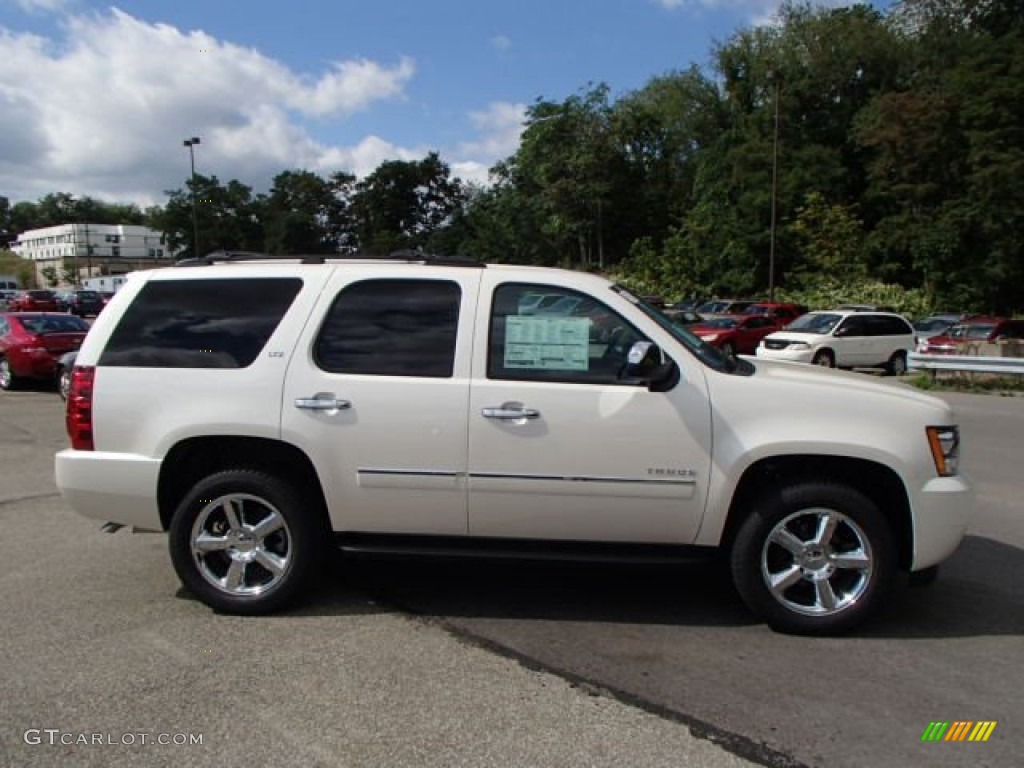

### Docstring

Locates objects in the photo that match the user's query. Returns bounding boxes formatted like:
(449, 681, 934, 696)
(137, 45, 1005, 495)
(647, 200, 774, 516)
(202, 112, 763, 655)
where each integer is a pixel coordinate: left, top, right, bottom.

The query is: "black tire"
(57, 366, 71, 400)
(0, 357, 21, 391)
(811, 349, 835, 368)
(730, 481, 896, 635)
(886, 351, 908, 377)
(908, 564, 939, 587)
(169, 469, 327, 615)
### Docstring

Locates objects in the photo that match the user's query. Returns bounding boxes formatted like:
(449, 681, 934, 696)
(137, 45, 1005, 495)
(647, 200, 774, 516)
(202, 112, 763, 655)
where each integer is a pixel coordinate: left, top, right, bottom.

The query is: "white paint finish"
(280, 264, 484, 536)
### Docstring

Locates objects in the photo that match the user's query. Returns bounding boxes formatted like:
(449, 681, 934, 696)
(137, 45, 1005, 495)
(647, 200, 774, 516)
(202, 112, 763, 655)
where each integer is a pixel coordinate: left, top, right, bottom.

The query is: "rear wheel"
(57, 366, 72, 400)
(886, 351, 908, 376)
(169, 469, 327, 614)
(811, 349, 835, 368)
(730, 481, 896, 635)
(0, 357, 21, 391)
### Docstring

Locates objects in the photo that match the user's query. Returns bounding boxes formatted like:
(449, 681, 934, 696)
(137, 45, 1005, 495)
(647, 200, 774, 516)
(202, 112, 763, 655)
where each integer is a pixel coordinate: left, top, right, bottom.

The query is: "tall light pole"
(766, 71, 782, 302)
(183, 137, 201, 258)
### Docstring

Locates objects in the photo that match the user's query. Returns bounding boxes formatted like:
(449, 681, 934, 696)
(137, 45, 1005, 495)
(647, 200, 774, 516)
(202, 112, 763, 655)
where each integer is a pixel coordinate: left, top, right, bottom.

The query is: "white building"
(10, 223, 180, 285)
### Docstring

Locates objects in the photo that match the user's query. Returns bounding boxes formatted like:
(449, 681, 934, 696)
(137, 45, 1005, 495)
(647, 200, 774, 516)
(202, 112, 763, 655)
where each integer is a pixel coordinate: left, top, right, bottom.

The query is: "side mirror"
(622, 341, 677, 391)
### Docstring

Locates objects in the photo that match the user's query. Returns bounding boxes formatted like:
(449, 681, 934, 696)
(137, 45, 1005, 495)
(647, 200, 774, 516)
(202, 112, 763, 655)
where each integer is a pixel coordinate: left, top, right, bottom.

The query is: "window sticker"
(504, 316, 591, 370)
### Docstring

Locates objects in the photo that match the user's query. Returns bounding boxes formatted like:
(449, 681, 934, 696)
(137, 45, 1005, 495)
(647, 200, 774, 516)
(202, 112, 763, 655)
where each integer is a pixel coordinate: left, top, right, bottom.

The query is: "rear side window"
(99, 278, 302, 368)
(314, 279, 460, 377)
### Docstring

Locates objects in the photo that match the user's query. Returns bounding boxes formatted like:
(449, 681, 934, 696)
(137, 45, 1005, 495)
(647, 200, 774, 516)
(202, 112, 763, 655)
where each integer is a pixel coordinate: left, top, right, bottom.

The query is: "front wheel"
(169, 469, 327, 614)
(811, 349, 835, 368)
(730, 482, 896, 635)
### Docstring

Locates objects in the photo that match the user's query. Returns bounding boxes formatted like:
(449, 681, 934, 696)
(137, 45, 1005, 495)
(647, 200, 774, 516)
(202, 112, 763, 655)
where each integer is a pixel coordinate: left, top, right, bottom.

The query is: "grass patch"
(905, 372, 1024, 395)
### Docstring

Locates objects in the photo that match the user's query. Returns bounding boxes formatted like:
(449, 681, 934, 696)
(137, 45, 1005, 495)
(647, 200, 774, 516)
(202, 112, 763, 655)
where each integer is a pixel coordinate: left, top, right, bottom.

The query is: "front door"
(466, 278, 712, 544)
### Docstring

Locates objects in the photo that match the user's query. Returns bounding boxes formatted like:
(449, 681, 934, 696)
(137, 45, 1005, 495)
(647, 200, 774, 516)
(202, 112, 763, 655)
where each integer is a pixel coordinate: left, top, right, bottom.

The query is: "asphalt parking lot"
(1, 387, 1020, 767)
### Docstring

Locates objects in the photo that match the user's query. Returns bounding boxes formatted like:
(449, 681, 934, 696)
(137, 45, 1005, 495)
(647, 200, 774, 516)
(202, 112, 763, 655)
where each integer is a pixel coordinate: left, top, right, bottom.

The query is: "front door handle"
(294, 396, 351, 411)
(481, 402, 540, 420)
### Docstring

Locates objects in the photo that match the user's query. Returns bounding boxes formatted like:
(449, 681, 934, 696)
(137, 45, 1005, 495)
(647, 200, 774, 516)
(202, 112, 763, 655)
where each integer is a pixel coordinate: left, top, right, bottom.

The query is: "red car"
(689, 313, 781, 356)
(8, 289, 60, 312)
(0, 312, 90, 390)
(918, 317, 1024, 354)
(743, 302, 806, 323)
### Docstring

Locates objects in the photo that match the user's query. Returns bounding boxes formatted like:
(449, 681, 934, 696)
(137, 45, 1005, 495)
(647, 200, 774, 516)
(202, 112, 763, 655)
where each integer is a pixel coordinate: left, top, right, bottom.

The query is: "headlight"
(702, 334, 719, 342)
(926, 426, 960, 476)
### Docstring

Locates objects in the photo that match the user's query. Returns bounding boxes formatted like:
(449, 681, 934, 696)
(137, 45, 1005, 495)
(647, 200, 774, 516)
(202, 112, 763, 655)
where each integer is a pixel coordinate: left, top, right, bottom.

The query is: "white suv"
(756, 310, 916, 374)
(55, 254, 972, 635)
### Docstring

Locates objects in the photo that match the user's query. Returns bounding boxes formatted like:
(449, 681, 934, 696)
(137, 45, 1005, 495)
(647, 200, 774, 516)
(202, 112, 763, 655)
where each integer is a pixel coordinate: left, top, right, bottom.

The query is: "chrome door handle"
(294, 396, 351, 411)
(481, 403, 540, 420)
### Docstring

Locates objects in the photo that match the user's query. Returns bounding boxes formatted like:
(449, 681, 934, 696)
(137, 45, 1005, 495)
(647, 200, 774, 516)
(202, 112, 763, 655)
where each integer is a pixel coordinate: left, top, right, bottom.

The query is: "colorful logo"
(921, 721, 997, 742)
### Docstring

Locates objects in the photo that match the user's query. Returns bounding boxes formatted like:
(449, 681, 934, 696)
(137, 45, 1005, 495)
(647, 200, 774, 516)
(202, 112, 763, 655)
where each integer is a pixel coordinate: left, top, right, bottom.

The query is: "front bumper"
(911, 474, 975, 570)
(755, 346, 815, 364)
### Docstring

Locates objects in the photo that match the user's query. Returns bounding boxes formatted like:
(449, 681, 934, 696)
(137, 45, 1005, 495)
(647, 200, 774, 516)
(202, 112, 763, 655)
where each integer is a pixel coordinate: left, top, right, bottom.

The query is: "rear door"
(281, 267, 482, 536)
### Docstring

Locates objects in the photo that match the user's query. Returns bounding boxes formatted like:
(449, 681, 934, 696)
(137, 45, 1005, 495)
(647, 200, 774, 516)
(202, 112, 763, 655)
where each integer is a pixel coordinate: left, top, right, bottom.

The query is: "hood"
(747, 356, 950, 411)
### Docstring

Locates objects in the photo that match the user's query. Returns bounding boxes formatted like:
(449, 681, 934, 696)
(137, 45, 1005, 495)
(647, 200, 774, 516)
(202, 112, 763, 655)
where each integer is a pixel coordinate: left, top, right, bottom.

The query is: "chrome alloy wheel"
(190, 493, 293, 597)
(760, 507, 873, 617)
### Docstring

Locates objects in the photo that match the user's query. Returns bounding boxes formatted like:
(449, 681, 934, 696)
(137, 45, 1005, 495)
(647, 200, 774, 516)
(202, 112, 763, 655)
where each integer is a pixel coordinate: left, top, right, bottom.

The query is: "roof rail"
(174, 249, 484, 268)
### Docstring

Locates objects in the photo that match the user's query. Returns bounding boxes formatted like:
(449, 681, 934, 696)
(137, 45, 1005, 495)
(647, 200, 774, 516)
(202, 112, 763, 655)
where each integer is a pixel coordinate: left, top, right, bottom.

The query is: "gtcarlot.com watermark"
(24, 729, 203, 747)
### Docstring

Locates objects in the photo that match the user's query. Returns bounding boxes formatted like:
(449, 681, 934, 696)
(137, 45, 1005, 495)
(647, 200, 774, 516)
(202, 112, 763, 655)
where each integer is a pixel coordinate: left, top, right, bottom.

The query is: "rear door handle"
(294, 396, 351, 411)
(481, 403, 540, 420)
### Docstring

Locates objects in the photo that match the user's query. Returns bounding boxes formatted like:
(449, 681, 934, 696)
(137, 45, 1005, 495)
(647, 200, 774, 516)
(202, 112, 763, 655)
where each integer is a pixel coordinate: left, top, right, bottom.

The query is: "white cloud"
(459, 102, 527, 162)
(490, 35, 512, 52)
(0, 8, 417, 205)
(11, 0, 68, 12)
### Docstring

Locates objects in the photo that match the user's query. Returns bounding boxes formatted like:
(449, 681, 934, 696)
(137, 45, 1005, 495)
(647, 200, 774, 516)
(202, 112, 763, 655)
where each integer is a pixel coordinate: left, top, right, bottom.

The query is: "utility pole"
(767, 70, 782, 303)
(183, 137, 201, 258)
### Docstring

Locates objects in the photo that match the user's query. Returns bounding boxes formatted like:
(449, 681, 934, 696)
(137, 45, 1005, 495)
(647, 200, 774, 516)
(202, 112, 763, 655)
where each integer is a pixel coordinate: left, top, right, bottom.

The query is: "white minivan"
(756, 310, 916, 375)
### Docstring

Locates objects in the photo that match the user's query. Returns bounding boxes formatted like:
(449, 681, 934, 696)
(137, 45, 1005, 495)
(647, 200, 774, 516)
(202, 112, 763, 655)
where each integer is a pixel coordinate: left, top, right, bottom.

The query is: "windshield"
(785, 313, 841, 334)
(612, 285, 744, 374)
(20, 315, 89, 334)
(915, 318, 952, 332)
(949, 323, 995, 339)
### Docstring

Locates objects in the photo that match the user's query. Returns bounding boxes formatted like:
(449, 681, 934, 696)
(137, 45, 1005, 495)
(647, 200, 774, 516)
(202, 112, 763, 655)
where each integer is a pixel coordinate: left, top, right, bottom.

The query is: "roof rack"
(174, 250, 485, 268)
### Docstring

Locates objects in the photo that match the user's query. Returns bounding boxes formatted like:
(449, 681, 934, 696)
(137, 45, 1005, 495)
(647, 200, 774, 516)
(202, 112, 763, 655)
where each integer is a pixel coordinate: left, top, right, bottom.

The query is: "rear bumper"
(55, 450, 163, 531)
(911, 474, 975, 570)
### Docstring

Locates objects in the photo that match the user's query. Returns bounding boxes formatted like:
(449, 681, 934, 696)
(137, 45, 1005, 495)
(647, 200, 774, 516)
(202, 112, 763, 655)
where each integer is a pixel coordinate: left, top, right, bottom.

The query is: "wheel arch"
(719, 455, 914, 571)
(157, 436, 329, 533)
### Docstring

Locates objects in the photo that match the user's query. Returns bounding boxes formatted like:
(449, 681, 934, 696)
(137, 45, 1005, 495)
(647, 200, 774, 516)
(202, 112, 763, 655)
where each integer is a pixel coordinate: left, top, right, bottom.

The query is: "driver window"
(487, 283, 646, 384)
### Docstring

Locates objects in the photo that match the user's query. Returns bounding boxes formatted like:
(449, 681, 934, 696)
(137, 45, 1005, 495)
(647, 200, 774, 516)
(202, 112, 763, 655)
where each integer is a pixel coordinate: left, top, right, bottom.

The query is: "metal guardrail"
(908, 352, 1024, 375)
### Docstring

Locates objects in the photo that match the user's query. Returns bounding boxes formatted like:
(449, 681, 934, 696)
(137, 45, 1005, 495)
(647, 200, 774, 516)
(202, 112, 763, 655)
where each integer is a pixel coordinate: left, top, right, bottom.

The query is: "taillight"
(66, 366, 95, 451)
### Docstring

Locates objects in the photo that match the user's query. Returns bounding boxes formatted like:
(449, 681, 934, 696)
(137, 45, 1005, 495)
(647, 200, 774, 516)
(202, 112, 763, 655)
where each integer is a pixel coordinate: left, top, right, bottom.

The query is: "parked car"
(835, 303, 897, 313)
(756, 310, 916, 375)
(0, 312, 90, 390)
(55, 252, 972, 635)
(918, 317, 1024, 354)
(696, 298, 756, 316)
(689, 314, 781, 356)
(0, 289, 18, 310)
(666, 310, 703, 327)
(913, 313, 963, 342)
(63, 290, 105, 317)
(56, 349, 78, 400)
(7, 289, 60, 312)
(743, 302, 806, 323)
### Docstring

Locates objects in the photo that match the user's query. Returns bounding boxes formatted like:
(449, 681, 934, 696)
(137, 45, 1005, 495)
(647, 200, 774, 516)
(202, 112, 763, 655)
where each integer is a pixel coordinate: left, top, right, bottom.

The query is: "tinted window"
(20, 315, 89, 334)
(315, 279, 460, 377)
(872, 316, 912, 336)
(837, 316, 868, 336)
(488, 283, 646, 385)
(99, 278, 302, 368)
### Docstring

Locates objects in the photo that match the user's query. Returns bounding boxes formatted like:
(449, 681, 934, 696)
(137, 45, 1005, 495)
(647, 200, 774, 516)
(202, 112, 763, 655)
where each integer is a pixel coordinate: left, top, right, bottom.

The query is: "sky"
(1, 0, 868, 209)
